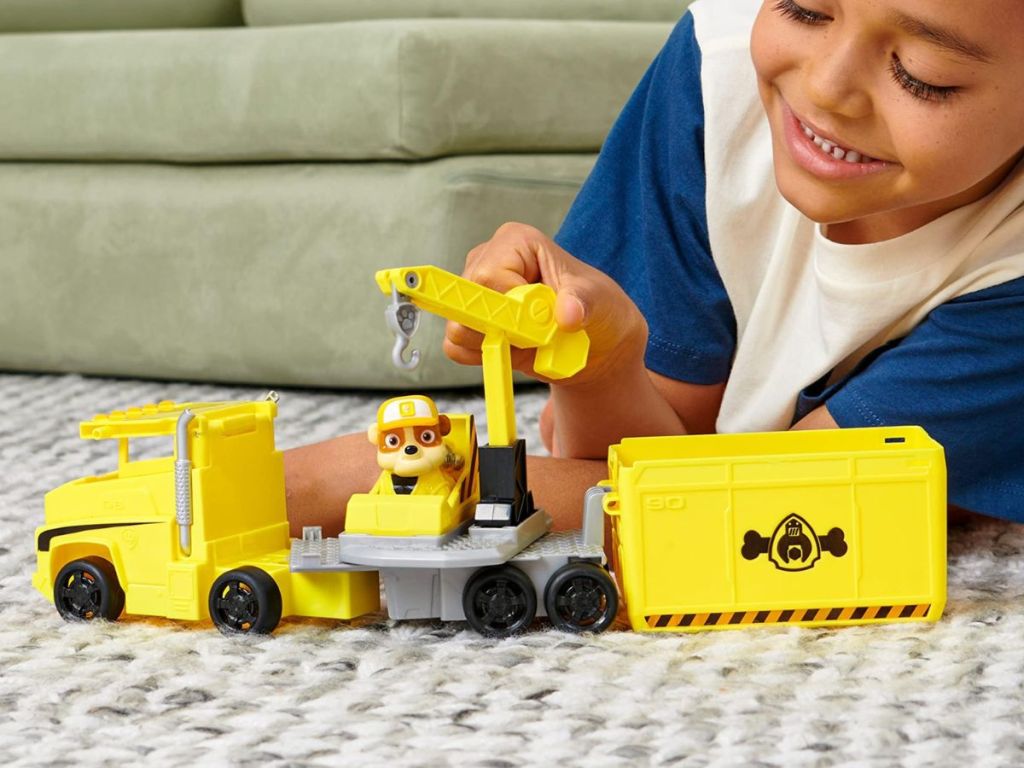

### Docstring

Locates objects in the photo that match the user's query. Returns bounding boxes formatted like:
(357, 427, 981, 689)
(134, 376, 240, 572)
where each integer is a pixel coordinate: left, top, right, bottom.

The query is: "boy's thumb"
(554, 288, 588, 333)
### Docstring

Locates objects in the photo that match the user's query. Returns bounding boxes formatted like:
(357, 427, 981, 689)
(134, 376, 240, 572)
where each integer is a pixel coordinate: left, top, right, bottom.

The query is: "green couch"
(0, 0, 685, 388)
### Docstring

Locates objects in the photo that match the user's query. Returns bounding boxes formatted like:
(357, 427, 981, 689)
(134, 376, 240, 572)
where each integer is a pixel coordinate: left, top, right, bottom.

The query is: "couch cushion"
(0, 19, 669, 162)
(244, 0, 689, 25)
(0, 154, 594, 388)
(0, 0, 241, 32)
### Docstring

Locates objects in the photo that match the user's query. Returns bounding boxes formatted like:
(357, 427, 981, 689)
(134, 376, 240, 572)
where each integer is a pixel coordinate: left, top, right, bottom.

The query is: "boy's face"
(751, 0, 1024, 243)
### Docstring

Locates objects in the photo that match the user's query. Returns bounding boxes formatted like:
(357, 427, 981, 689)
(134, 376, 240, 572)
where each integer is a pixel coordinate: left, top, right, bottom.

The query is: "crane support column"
(481, 332, 516, 447)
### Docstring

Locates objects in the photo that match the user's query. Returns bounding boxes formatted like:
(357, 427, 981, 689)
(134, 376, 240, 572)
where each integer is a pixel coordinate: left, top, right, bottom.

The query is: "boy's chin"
(775, 176, 874, 228)
(777, 176, 927, 243)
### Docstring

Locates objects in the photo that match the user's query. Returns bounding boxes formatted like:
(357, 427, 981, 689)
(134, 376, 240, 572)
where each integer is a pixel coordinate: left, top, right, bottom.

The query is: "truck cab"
(34, 398, 379, 631)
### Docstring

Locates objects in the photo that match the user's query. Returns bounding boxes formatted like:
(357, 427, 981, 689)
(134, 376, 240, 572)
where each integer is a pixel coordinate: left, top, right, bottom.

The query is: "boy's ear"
(438, 414, 451, 436)
(367, 424, 379, 445)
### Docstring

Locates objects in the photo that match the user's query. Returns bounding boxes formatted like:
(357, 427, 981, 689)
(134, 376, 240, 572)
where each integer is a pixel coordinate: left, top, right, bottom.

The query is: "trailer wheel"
(54, 557, 125, 623)
(462, 565, 537, 637)
(544, 562, 618, 634)
(208, 567, 282, 635)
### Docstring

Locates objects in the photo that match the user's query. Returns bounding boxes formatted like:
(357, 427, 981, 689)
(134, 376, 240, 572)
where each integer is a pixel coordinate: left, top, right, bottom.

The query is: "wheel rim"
(57, 569, 102, 620)
(212, 580, 260, 632)
(473, 577, 530, 632)
(553, 575, 609, 628)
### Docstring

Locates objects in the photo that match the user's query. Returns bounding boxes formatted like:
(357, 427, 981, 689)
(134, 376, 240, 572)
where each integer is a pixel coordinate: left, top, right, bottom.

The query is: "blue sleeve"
(554, 12, 735, 385)
(797, 277, 1024, 523)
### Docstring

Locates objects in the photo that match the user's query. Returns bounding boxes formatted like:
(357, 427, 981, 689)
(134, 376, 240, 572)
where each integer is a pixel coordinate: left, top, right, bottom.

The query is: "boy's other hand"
(444, 222, 648, 387)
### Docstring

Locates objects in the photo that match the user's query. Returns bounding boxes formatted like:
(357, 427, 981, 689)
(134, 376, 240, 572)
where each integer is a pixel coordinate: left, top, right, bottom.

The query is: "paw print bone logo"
(741, 513, 848, 572)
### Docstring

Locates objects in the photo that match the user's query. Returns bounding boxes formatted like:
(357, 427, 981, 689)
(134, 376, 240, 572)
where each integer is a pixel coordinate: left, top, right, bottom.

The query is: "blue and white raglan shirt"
(556, 0, 1024, 522)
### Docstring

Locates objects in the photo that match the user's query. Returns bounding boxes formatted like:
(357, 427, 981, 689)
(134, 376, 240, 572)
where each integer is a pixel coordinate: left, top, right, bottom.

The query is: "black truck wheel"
(462, 565, 537, 637)
(53, 557, 126, 623)
(208, 567, 282, 635)
(544, 562, 618, 633)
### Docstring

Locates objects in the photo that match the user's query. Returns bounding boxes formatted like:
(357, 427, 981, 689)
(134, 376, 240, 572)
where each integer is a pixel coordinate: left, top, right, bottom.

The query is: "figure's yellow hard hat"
(376, 395, 440, 430)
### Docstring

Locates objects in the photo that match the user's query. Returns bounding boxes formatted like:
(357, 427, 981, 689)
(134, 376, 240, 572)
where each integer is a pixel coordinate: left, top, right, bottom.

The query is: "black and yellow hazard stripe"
(644, 603, 932, 629)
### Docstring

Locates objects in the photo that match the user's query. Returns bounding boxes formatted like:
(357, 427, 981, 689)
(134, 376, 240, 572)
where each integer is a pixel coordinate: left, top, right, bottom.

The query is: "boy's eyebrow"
(890, 11, 993, 63)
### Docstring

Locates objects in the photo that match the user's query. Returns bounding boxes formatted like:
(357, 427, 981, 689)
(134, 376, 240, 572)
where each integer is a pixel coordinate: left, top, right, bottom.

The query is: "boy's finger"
(469, 222, 544, 283)
(443, 339, 540, 380)
(463, 262, 530, 296)
(445, 320, 484, 351)
(554, 289, 587, 332)
(442, 337, 483, 367)
(539, 396, 556, 455)
(509, 347, 539, 375)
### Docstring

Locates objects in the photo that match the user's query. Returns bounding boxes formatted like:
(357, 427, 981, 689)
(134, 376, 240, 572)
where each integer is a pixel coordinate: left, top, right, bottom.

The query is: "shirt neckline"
(812, 202, 982, 286)
(812, 159, 1024, 287)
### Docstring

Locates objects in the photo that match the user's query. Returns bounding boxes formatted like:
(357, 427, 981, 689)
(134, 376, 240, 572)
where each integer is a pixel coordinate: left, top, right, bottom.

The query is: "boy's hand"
(443, 222, 648, 388)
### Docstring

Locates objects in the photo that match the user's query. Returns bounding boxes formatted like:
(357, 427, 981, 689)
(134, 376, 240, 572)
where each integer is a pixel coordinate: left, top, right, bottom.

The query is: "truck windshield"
(120, 436, 174, 465)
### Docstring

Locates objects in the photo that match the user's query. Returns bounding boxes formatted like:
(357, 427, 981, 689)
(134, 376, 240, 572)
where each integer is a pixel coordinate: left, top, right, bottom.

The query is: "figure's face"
(375, 424, 447, 477)
(750, 0, 1024, 243)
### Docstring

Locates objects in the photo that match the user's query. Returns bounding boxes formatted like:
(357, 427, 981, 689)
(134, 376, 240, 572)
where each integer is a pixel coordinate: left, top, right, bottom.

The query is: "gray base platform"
(289, 509, 553, 571)
(288, 491, 611, 624)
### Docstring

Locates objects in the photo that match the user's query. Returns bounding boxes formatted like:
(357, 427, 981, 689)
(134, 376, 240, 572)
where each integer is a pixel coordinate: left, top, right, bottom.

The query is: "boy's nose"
(404, 445, 418, 455)
(804, 40, 872, 120)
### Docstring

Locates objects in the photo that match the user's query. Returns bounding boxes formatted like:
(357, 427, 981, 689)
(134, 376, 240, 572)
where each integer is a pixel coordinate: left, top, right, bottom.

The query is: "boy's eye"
(889, 54, 960, 103)
(772, 0, 961, 105)
(773, 0, 830, 25)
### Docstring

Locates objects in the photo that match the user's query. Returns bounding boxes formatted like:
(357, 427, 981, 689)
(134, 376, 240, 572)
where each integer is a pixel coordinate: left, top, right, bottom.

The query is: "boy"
(286, 0, 1024, 533)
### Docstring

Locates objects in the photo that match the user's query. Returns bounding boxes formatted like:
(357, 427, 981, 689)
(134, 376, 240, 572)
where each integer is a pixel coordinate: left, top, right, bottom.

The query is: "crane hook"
(385, 285, 421, 371)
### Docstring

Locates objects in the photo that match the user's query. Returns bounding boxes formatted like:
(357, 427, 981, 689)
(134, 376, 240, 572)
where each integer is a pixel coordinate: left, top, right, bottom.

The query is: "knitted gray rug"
(2, 373, 1022, 767)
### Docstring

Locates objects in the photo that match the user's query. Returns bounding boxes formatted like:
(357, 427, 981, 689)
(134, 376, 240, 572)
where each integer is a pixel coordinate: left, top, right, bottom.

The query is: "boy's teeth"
(799, 120, 874, 163)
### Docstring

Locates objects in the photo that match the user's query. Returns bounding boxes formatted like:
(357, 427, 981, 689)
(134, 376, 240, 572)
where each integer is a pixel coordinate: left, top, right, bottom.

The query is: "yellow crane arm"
(375, 265, 590, 446)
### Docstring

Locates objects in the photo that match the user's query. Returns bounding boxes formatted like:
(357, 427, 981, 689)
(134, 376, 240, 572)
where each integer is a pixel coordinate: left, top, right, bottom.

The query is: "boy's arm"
(790, 404, 839, 430)
(283, 431, 609, 537)
(648, 371, 727, 436)
(552, 372, 830, 459)
(445, 222, 737, 459)
(547, 364, 684, 459)
(546, 370, 725, 458)
(444, 222, 727, 458)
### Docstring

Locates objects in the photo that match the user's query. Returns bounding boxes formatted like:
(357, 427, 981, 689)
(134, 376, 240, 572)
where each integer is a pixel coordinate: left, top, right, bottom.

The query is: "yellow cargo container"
(603, 427, 946, 632)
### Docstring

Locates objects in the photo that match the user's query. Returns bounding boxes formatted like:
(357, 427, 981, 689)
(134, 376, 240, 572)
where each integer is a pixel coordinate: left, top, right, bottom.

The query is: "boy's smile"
(781, 100, 894, 180)
(750, 0, 1024, 244)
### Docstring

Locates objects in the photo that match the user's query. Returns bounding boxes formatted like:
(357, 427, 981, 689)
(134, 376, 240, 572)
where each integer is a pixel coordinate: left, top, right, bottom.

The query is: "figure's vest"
(375, 466, 452, 497)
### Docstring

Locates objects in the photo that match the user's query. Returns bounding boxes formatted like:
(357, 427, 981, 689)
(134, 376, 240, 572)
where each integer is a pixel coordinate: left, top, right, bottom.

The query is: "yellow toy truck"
(32, 392, 616, 637)
(33, 397, 379, 633)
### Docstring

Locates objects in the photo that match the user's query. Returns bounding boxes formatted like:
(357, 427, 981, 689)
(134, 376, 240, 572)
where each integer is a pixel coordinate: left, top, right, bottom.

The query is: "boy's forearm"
(283, 432, 379, 538)
(283, 432, 606, 536)
(550, 359, 687, 459)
